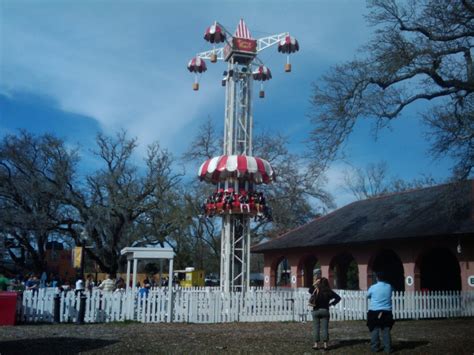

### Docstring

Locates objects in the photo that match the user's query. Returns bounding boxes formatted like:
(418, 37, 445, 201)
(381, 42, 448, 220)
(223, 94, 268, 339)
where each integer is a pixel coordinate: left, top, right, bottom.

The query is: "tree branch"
(382, 88, 459, 118)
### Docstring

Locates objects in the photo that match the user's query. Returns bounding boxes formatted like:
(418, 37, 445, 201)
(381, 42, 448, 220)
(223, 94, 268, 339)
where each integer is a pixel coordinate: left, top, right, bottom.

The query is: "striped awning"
(234, 19, 252, 39)
(198, 155, 274, 184)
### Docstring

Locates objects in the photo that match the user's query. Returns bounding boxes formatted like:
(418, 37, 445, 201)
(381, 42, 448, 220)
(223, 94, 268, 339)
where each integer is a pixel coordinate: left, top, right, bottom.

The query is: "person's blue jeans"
(311, 308, 330, 342)
(370, 326, 391, 353)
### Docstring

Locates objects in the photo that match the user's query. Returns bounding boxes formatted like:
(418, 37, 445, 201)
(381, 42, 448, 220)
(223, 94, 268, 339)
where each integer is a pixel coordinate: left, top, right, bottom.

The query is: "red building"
(252, 180, 474, 291)
(45, 242, 76, 281)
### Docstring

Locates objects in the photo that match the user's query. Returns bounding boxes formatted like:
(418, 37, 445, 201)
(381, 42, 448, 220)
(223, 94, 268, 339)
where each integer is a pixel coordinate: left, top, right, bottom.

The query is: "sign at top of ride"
(189, 18, 300, 91)
(223, 19, 257, 64)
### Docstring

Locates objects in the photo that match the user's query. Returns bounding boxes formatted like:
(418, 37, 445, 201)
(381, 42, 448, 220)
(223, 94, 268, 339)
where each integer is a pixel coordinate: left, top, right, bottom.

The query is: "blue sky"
(0, 0, 453, 207)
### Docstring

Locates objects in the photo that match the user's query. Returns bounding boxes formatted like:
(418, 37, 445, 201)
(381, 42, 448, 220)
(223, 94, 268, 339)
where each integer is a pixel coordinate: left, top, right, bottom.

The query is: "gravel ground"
(0, 318, 473, 354)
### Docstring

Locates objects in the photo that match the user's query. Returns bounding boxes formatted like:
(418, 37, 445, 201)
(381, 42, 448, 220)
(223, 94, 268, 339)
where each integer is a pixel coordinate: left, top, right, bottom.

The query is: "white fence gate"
(19, 288, 474, 324)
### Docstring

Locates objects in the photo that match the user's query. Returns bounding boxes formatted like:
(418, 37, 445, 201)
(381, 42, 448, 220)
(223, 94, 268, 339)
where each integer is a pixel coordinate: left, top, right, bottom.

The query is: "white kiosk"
(120, 246, 175, 321)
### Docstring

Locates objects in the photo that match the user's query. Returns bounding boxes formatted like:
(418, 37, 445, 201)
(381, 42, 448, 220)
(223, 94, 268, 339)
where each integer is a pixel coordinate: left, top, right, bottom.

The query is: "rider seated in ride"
(239, 192, 250, 213)
(206, 194, 216, 215)
(253, 191, 261, 214)
(257, 192, 266, 219)
(222, 189, 234, 211)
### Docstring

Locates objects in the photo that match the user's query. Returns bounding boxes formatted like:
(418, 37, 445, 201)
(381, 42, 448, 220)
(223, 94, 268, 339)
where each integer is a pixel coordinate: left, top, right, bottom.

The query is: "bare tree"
(0, 131, 78, 273)
(343, 162, 389, 200)
(253, 131, 333, 237)
(182, 117, 222, 161)
(184, 120, 334, 245)
(309, 0, 474, 178)
(180, 184, 222, 272)
(64, 131, 182, 274)
(343, 161, 439, 200)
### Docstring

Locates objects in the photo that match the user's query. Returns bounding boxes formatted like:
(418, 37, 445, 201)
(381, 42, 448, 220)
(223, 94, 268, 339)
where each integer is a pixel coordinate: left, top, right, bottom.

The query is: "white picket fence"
(19, 288, 474, 324)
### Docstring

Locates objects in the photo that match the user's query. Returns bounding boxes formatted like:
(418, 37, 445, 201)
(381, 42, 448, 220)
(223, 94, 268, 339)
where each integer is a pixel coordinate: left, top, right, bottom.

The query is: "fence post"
(167, 286, 174, 323)
(53, 294, 61, 323)
(76, 293, 86, 324)
(285, 298, 295, 322)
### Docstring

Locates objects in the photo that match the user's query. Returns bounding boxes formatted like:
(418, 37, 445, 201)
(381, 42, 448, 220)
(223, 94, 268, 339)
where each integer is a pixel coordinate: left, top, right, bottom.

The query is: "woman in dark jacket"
(308, 277, 341, 350)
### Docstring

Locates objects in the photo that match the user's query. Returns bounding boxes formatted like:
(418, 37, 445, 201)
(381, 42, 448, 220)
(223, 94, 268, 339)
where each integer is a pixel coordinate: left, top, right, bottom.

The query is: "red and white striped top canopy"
(253, 65, 272, 81)
(187, 56, 207, 73)
(234, 19, 252, 39)
(198, 155, 275, 184)
(278, 35, 300, 54)
(204, 23, 226, 44)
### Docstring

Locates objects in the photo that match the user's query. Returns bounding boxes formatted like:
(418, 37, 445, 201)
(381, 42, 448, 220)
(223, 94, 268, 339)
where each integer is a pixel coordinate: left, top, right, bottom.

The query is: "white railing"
(18, 288, 474, 324)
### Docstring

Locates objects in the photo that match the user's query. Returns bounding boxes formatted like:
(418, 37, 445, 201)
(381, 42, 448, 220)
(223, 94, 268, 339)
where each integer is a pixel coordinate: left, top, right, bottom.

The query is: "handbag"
(308, 287, 319, 307)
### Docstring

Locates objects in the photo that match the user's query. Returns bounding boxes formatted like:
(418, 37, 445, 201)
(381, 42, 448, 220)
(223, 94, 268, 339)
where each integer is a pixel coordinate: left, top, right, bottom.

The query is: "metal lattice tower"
(191, 20, 298, 292)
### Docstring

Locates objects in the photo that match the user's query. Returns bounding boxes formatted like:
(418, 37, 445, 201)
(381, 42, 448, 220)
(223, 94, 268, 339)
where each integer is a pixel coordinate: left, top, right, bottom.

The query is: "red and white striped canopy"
(278, 35, 300, 54)
(234, 19, 252, 39)
(187, 57, 207, 73)
(253, 65, 272, 81)
(204, 23, 226, 44)
(198, 155, 275, 184)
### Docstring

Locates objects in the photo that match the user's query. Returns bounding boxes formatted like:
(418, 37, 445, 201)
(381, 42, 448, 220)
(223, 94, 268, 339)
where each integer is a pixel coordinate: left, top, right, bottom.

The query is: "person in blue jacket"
(367, 272, 394, 353)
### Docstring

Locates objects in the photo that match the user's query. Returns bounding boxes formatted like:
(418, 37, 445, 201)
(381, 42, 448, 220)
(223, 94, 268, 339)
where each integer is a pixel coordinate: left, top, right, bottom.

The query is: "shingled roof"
(252, 180, 474, 253)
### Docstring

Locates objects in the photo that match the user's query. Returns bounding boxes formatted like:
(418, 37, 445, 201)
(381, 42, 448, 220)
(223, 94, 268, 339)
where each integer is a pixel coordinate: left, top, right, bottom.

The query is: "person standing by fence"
(85, 274, 95, 293)
(0, 273, 10, 291)
(98, 274, 115, 293)
(75, 275, 85, 296)
(367, 272, 394, 353)
(25, 274, 40, 294)
(309, 277, 341, 350)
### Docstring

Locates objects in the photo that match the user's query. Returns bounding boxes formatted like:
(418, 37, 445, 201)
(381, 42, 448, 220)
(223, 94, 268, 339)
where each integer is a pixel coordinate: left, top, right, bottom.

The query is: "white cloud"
(2, 4, 222, 151)
(324, 162, 357, 208)
(1, 0, 369, 158)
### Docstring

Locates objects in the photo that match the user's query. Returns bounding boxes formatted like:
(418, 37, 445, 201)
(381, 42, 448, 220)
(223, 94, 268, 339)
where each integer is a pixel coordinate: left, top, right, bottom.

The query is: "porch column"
(460, 240, 474, 291)
(321, 265, 330, 280)
(263, 254, 274, 289)
(263, 265, 272, 289)
(289, 264, 298, 289)
(402, 261, 417, 291)
(126, 259, 131, 290)
(132, 258, 138, 292)
(167, 258, 174, 323)
(319, 252, 331, 284)
(461, 260, 473, 291)
(288, 255, 299, 289)
(358, 263, 369, 290)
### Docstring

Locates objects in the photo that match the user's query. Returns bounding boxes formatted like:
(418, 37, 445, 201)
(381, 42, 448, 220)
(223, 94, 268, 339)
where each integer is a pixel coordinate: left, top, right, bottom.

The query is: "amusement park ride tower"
(188, 19, 299, 292)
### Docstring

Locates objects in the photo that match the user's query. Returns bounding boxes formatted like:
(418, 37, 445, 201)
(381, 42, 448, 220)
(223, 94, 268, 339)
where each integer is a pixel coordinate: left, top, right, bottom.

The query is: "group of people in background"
(0, 271, 175, 297)
(0, 272, 60, 292)
(203, 189, 272, 221)
(309, 270, 394, 353)
(3, 268, 394, 352)
(0, 272, 131, 295)
(73, 273, 170, 296)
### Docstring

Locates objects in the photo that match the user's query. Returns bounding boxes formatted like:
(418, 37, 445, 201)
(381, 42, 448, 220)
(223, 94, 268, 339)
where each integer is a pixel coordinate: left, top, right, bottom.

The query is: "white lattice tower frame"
(197, 30, 289, 292)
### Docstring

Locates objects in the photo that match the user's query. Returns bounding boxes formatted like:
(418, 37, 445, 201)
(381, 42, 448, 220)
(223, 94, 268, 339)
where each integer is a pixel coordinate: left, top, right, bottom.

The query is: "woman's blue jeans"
(370, 326, 391, 353)
(311, 308, 330, 342)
